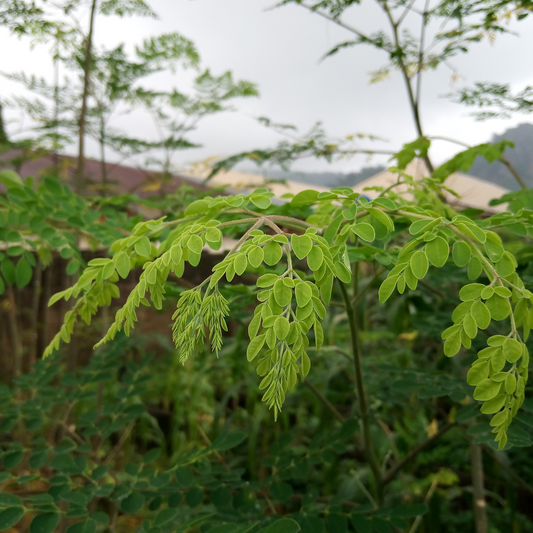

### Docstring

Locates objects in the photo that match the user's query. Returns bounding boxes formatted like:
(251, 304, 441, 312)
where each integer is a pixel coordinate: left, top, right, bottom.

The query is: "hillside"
(244, 122, 533, 191)
(468, 123, 533, 190)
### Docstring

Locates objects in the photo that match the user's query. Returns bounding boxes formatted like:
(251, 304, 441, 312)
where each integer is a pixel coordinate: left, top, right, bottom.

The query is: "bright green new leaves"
(250, 273, 326, 418)
(135, 236, 151, 257)
(274, 317, 290, 340)
(351, 223, 375, 242)
(452, 241, 471, 267)
(247, 334, 266, 362)
(263, 241, 283, 266)
(410, 251, 428, 279)
(274, 279, 292, 307)
(173, 287, 229, 363)
(291, 234, 313, 260)
(187, 235, 204, 254)
(425, 236, 449, 267)
(446, 280, 530, 450)
(379, 275, 399, 303)
(36, 181, 531, 446)
(366, 208, 394, 231)
(473, 379, 501, 401)
(248, 246, 264, 268)
(295, 282, 312, 307)
(114, 251, 131, 279)
(471, 301, 491, 329)
(503, 338, 522, 363)
(257, 274, 278, 288)
(307, 246, 323, 271)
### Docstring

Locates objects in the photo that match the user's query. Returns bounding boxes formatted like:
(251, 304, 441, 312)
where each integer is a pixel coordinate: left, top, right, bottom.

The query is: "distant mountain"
(250, 165, 386, 188)
(469, 123, 533, 190)
(242, 122, 533, 191)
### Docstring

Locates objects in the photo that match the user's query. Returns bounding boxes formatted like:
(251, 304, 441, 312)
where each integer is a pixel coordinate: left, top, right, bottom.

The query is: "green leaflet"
(187, 235, 204, 254)
(480, 395, 507, 414)
(248, 246, 264, 268)
(114, 251, 131, 279)
(410, 251, 428, 279)
(455, 222, 486, 243)
(291, 189, 320, 206)
(471, 301, 491, 329)
(351, 223, 375, 242)
(484, 231, 504, 262)
(467, 361, 489, 386)
(425, 236, 449, 267)
(15, 257, 32, 288)
(459, 283, 485, 301)
(263, 241, 283, 266)
(257, 274, 278, 288)
(503, 338, 522, 363)
(247, 335, 266, 362)
(463, 314, 478, 339)
(444, 332, 461, 357)
(473, 379, 501, 401)
(307, 246, 324, 271)
(291, 234, 313, 260)
(379, 275, 399, 303)
(486, 294, 511, 320)
(274, 317, 290, 340)
(234, 254, 248, 276)
(452, 241, 471, 267)
(467, 257, 482, 280)
(409, 219, 438, 235)
(324, 214, 343, 245)
(295, 282, 312, 307)
(0, 507, 25, 530)
(366, 208, 394, 231)
(135, 236, 151, 257)
(495, 252, 515, 277)
(274, 279, 292, 307)
(206, 227, 222, 243)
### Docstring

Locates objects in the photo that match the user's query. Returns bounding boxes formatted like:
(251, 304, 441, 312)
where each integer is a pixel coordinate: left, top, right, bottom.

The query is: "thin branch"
(298, 2, 387, 50)
(380, 0, 434, 172)
(415, 0, 431, 107)
(339, 281, 384, 504)
(304, 378, 346, 423)
(383, 422, 456, 484)
(482, 445, 533, 497)
(429, 135, 527, 190)
(397, 0, 419, 27)
(104, 421, 135, 465)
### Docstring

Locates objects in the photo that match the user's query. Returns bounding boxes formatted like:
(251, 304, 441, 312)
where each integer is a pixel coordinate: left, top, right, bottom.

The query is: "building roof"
(0, 150, 206, 197)
(207, 170, 331, 198)
(352, 159, 509, 212)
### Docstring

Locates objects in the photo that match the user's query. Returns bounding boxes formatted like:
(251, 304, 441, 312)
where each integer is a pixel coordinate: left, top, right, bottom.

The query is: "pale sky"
(1, 0, 532, 175)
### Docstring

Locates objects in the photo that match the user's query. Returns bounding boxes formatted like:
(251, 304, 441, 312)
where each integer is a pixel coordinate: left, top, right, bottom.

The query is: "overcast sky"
(1, 0, 533, 174)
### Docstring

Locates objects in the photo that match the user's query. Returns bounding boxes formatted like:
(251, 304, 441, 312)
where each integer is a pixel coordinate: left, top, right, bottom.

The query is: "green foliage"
(22, 150, 528, 451)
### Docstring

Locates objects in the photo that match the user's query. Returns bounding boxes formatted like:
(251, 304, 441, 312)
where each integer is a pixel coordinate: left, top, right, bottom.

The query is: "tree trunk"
(99, 113, 108, 196)
(75, 0, 98, 195)
(30, 260, 43, 367)
(7, 286, 23, 378)
(0, 99, 9, 146)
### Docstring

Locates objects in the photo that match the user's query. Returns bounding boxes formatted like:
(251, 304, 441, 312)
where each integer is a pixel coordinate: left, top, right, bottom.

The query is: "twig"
(104, 421, 135, 465)
(339, 281, 384, 504)
(409, 475, 439, 533)
(383, 422, 456, 484)
(482, 445, 533, 497)
(304, 378, 346, 423)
